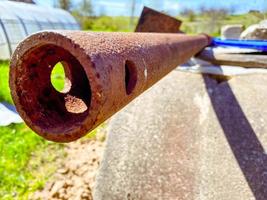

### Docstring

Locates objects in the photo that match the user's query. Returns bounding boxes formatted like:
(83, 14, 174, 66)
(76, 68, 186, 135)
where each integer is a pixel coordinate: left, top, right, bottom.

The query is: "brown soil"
(32, 131, 106, 200)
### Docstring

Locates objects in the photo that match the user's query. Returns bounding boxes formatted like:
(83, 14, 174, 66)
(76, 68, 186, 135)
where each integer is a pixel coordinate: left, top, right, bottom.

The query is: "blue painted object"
(212, 38, 267, 51)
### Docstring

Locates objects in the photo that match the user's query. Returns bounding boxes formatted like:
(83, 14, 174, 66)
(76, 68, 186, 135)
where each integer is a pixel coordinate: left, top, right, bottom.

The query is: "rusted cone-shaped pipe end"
(10, 31, 211, 142)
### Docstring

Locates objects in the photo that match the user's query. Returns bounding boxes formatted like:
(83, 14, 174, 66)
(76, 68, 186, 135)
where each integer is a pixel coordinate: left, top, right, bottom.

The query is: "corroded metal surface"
(135, 6, 182, 33)
(10, 31, 211, 142)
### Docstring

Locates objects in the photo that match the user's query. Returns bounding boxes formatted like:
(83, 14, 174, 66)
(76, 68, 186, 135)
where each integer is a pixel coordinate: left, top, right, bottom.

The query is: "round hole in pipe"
(125, 60, 137, 95)
(50, 61, 71, 93)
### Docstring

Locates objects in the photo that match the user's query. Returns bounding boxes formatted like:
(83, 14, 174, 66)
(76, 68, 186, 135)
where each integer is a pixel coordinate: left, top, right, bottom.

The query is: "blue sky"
(34, 0, 267, 16)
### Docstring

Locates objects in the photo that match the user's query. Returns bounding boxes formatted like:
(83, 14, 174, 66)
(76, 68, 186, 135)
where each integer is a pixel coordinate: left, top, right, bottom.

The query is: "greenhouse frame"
(0, 1, 80, 60)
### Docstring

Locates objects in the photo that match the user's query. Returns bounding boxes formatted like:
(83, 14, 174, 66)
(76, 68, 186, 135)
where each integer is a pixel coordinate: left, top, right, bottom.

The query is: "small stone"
(240, 24, 267, 40)
(57, 168, 69, 174)
(221, 24, 244, 39)
(65, 179, 73, 187)
(96, 131, 106, 142)
(81, 192, 90, 198)
(47, 181, 55, 191)
(50, 181, 65, 197)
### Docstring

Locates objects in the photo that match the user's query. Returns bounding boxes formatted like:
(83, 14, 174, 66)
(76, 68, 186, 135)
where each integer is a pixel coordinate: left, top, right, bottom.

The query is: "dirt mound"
(33, 136, 105, 200)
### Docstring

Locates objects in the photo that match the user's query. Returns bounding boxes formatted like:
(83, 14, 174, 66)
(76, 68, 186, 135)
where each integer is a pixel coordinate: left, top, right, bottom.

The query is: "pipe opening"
(125, 60, 137, 95)
(15, 44, 91, 135)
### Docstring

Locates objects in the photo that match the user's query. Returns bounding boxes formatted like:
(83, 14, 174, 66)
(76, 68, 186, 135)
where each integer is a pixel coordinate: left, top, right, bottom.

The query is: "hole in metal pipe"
(125, 60, 137, 95)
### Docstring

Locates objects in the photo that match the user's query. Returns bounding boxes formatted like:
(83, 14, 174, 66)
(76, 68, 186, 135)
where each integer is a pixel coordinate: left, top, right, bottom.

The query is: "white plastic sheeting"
(0, 1, 80, 60)
(0, 102, 22, 126)
(179, 47, 267, 76)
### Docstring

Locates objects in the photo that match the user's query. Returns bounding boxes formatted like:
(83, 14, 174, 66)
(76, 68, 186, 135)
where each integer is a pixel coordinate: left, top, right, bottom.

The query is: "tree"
(180, 8, 196, 22)
(199, 6, 229, 35)
(58, 0, 72, 11)
(200, 7, 229, 20)
(130, 0, 136, 27)
(79, 0, 93, 16)
(9, 0, 35, 3)
(71, 0, 94, 30)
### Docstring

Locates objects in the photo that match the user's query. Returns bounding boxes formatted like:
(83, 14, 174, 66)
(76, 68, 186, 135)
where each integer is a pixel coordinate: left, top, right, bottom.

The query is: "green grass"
(179, 12, 266, 36)
(0, 62, 65, 199)
(76, 15, 138, 32)
(0, 61, 12, 103)
(50, 62, 66, 92)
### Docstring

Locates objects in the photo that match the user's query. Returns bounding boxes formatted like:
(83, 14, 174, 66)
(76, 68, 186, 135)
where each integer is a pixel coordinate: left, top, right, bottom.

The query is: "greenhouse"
(0, 1, 80, 60)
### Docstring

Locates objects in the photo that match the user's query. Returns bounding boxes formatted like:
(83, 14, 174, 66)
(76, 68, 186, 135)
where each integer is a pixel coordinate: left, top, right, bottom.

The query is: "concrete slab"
(94, 70, 267, 200)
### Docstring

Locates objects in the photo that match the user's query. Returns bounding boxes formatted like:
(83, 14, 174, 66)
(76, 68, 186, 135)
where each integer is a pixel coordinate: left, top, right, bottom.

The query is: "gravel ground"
(32, 131, 106, 200)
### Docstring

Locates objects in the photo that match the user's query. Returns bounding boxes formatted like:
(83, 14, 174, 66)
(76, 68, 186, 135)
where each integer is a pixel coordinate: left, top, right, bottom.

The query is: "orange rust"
(10, 31, 211, 142)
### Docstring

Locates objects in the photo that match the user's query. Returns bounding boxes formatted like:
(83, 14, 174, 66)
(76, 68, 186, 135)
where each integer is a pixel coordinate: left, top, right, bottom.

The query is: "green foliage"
(74, 9, 263, 36)
(180, 9, 196, 22)
(178, 12, 267, 36)
(73, 15, 137, 32)
(225, 13, 264, 28)
(79, 0, 93, 16)
(51, 62, 65, 92)
(0, 62, 12, 103)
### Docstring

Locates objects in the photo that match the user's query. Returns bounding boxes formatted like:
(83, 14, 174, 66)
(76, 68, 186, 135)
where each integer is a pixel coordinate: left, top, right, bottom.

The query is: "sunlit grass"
(50, 62, 65, 92)
(0, 61, 12, 103)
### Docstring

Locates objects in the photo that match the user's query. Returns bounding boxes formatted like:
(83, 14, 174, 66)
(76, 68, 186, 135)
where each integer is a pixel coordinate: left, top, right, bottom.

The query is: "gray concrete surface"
(94, 70, 267, 200)
(221, 24, 244, 39)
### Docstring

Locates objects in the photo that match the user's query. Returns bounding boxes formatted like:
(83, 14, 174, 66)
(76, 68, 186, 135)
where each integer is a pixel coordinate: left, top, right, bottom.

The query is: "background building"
(0, 0, 80, 59)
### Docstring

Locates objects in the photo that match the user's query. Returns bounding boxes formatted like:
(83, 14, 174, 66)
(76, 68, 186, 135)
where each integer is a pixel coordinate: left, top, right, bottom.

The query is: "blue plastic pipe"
(212, 38, 267, 51)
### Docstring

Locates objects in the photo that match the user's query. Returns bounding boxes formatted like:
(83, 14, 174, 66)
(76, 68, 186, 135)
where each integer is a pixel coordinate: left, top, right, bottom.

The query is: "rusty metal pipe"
(9, 31, 211, 142)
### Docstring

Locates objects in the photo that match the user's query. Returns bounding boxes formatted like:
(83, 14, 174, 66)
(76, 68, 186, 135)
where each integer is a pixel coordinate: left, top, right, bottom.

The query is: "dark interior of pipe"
(15, 44, 91, 134)
(125, 60, 137, 95)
